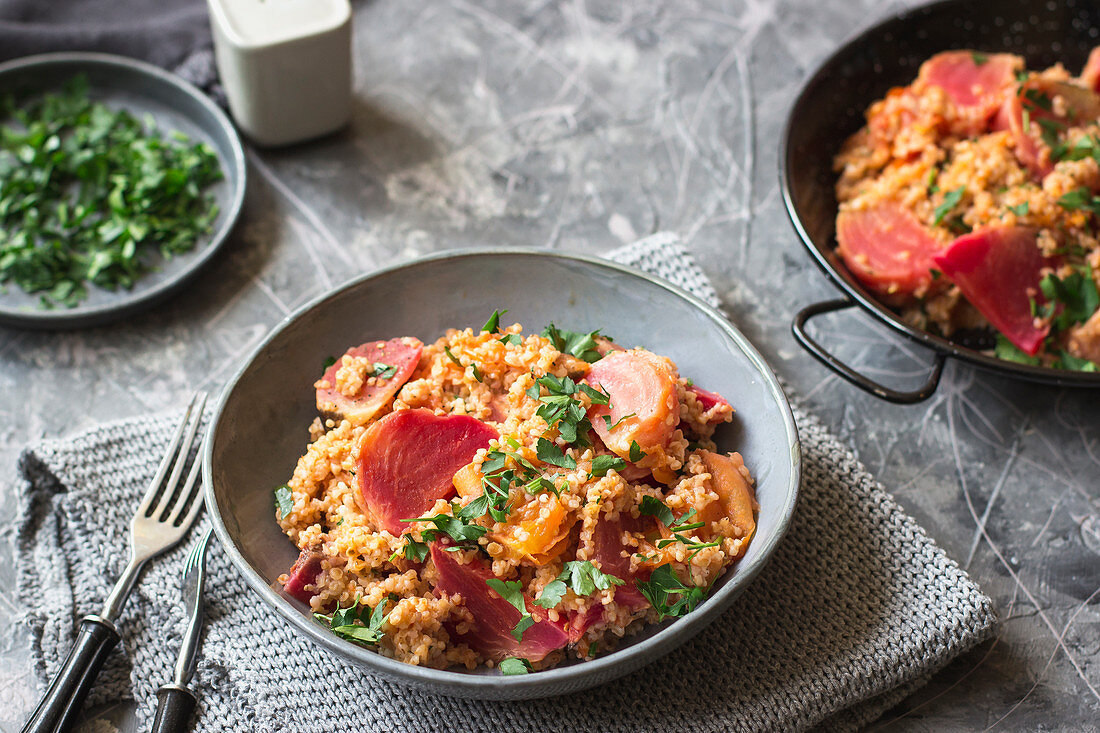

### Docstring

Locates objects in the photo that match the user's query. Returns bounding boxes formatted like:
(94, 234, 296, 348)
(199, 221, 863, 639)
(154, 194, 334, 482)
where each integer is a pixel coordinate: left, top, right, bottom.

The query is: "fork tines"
(137, 391, 208, 528)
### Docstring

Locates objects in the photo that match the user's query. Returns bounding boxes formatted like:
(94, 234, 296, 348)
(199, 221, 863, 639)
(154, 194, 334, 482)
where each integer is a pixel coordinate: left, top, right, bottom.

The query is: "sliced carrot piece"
(700, 450, 757, 549)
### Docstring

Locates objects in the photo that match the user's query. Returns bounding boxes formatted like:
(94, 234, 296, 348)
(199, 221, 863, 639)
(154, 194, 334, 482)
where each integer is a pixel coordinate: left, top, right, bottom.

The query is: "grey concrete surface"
(2, 1, 1098, 730)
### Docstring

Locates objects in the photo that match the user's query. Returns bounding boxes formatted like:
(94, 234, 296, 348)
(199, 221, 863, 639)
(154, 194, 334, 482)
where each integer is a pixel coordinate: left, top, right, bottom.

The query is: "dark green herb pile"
(0, 76, 222, 308)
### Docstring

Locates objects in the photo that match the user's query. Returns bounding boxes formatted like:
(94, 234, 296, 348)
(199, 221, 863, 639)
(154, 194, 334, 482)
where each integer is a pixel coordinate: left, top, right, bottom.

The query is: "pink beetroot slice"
(933, 226, 1049, 355)
(357, 409, 497, 534)
(430, 544, 568, 662)
(316, 338, 423, 425)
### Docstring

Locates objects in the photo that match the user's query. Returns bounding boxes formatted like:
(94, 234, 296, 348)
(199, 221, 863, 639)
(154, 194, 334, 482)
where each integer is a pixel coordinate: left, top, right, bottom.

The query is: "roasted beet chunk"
(316, 338, 423, 426)
(357, 409, 497, 534)
(430, 544, 569, 662)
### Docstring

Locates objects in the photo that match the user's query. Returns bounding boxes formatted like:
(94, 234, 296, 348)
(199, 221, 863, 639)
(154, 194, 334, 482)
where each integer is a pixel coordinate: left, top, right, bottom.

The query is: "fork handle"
(21, 615, 120, 733)
(150, 684, 198, 733)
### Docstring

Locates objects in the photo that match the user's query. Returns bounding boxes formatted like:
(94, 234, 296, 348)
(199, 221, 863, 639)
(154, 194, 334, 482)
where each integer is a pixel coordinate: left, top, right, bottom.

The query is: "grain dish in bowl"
(276, 315, 757, 673)
(835, 49, 1100, 371)
(204, 249, 798, 699)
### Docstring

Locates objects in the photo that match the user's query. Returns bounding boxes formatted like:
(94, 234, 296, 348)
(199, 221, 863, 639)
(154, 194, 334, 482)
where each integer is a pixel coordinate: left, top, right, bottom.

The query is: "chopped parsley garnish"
(526, 374, 607, 445)
(389, 535, 430, 563)
(933, 187, 966, 226)
(639, 495, 675, 526)
(1036, 118, 1065, 150)
(629, 440, 646, 462)
(1056, 187, 1100, 217)
(498, 333, 523, 346)
(639, 500, 717, 558)
(485, 579, 534, 641)
(0, 75, 223, 308)
(1008, 202, 1029, 217)
(926, 166, 940, 195)
(498, 657, 532, 675)
(536, 437, 576, 469)
(443, 345, 463, 367)
(1055, 351, 1099, 372)
(635, 564, 708, 620)
(314, 596, 390, 646)
(1053, 134, 1100, 164)
(370, 362, 397, 379)
(1039, 270, 1100, 331)
(1022, 87, 1053, 112)
(274, 485, 294, 519)
(602, 412, 636, 431)
(542, 323, 603, 363)
(970, 52, 988, 66)
(534, 561, 624, 608)
(443, 345, 482, 382)
(590, 454, 626, 478)
(322, 356, 337, 370)
(482, 309, 506, 333)
(994, 334, 1040, 366)
(400, 506, 488, 545)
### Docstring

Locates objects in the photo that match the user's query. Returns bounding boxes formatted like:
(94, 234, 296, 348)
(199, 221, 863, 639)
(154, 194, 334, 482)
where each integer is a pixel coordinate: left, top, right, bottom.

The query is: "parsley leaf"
(534, 580, 567, 608)
(602, 412, 636, 430)
(498, 333, 523, 346)
(1039, 270, 1100, 331)
(0, 75, 223, 308)
(314, 597, 390, 646)
(443, 345, 463, 367)
(499, 657, 532, 675)
(482, 309, 506, 333)
(534, 561, 623, 608)
(274, 485, 294, 518)
(401, 507, 488, 545)
(485, 579, 534, 641)
(560, 560, 624, 596)
(1008, 202, 1029, 216)
(590, 454, 626, 478)
(933, 187, 966, 226)
(994, 334, 1040, 366)
(1055, 351, 1099, 372)
(971, 51, 988, 66)
(629, 440, 646, 462)
(389, 535, 430, 563)
(322, 355, 337, 370)
(542, 323, 603, 363)
(528, 374, 597, 446)
(639, 495, 675, 526)
(635, 564, 708, 620)
(536, 437, 576, 469)
(1057, 187, 1100, 217)
(370, 362, 397, 379)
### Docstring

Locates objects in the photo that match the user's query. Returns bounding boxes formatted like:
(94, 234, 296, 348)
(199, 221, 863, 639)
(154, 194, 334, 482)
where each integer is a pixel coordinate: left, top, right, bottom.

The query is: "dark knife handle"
(21, 615, 120, 733)
(150, 684, 197, 733)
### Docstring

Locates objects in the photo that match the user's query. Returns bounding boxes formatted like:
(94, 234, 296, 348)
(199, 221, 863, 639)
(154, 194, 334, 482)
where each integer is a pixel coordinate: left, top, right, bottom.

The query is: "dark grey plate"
(0, 52, 246, 329)
(204, 248, 801, 700)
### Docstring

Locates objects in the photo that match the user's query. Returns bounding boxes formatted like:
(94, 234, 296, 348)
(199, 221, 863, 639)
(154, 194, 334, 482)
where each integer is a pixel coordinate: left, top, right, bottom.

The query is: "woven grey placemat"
(15, 236, 997, 732)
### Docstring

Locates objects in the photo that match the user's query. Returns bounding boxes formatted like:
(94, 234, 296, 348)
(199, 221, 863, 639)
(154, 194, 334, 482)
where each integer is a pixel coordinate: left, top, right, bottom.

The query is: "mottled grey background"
(2, 0, 1099, 731)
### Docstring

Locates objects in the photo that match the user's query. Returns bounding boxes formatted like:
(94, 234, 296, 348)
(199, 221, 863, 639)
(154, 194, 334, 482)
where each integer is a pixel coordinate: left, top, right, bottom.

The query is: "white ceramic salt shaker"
(206, 0, 352, 146)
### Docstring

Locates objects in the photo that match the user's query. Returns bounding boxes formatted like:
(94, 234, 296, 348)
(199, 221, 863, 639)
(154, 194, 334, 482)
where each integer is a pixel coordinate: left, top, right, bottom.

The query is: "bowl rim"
(779, 0, 1100, 387)
(202, 247, 801, 695)
(0, 51, 247, 330)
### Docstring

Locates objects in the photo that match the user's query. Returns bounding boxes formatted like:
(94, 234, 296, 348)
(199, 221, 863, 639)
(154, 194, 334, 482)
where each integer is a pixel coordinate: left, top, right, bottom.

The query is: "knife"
(151, 528, 213, 733)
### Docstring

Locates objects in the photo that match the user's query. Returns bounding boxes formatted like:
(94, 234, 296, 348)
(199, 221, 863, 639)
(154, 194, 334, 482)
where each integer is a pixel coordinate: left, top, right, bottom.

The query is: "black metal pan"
(781, 0, 1100, 403)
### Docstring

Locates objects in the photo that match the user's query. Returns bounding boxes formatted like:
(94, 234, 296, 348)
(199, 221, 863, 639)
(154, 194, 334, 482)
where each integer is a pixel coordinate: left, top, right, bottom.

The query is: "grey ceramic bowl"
(204, 249, 800, 700)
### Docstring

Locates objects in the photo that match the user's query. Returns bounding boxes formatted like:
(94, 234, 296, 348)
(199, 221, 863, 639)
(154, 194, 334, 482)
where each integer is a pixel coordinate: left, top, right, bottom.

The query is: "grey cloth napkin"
(15, 236, 997, 733)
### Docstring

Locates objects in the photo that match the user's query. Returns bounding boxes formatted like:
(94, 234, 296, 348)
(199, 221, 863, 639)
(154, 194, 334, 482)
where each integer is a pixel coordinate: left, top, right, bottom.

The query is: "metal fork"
(23, 392, 209, 733)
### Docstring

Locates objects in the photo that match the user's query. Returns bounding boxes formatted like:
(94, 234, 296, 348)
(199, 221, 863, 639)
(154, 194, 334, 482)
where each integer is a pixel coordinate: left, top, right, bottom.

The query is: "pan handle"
(792, 298, 946, 404)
